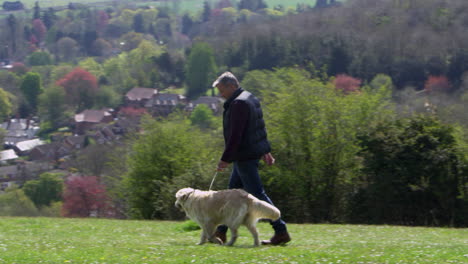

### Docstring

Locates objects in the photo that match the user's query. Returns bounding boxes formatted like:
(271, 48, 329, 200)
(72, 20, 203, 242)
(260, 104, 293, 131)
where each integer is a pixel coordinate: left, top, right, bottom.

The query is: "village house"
(186, 96, 224, 114)
(63, 135, 86, 150)
(74, 109, 114, 135)
(125, 87, 158, 108)
(145, 93, 186, 117)
(0, 161, 52, 191)
(1, 118, 39, 147)
(29, 142, 71, 162)
(13, 138, 45, 156)
(0, 149, 18, 165)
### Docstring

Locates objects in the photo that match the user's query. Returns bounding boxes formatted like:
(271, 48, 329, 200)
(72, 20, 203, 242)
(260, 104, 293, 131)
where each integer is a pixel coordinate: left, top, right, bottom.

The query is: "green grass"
(0, 217, 467, 263)
(157, 0, 321, 14)
(0, 0, 108, 8)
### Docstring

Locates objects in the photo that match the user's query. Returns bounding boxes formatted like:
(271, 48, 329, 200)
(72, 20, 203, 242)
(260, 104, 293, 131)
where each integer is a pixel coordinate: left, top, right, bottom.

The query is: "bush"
(354, 115, 468, 226)
(176, 220, 201, 232)
(0, 187, 39, 217)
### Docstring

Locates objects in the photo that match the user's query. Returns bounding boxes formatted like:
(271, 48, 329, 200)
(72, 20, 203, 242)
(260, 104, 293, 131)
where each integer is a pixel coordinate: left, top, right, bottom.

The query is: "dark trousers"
(217, 159, 287, 234)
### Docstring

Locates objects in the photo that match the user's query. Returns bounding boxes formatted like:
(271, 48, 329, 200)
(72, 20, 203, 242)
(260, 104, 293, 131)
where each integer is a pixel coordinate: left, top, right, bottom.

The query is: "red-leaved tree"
(56, 67, 99, 110)
(32, 19, 47, 43)
(62, 176, 112, 218)
(333, 74, 362, 94)
(424, 75, 451, 93)
(97, 10, 109, 33)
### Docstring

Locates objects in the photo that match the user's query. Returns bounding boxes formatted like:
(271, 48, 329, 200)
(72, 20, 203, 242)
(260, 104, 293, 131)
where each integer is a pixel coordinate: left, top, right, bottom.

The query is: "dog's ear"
(176, 188, 194, 201)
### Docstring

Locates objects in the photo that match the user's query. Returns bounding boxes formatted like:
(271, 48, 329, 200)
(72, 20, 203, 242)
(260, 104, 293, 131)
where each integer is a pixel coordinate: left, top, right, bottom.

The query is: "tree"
(33, 1, 41, 20)
(0, 187, 39, 217)
(27, 51, 52, 66)
(315, 0, 328, 8)
(0, 88, 12, 121)
(38, 85, 67, 129)
(333, 74, 362, 94)
(91, 38, 112, 57)
(132, 13, 145, 33)
(32, 19, 46, 43)
(42, 8, 57, 29)
(185, 42, 217, 99)
(10, 62, 28, 76)
(20, 72, 42, 113)
(23, 173, 63, 208)
(62, 176, 111, 217)
(56, 37, 79, 62)
(7, 14, 17, 54)
(56, 67, 99, 111)
(125, 116, 220, 219)
(260, 67, 393, 222)
(83, 31, 98, 55)
(202, 1, 212, 22)
(96, 10, 109, 33)
(190, 104, 215, 129)
(78, 58, 104, 80)
(328, 45, 351, 76)
(181, 13, 194, 35)
(355, 116, 468, 226)
(126, 40, 162, 87)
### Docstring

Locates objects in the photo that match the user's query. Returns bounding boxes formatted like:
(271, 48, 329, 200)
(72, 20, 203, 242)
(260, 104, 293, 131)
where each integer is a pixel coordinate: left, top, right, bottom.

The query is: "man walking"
(213, 72, 291, 245)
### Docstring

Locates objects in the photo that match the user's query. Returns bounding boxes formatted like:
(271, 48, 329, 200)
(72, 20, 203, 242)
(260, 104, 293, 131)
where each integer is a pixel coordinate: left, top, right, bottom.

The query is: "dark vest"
(223, 88, 271, 161)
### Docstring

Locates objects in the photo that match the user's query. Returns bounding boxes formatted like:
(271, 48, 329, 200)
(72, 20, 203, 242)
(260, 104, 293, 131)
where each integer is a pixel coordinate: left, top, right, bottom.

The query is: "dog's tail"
(249, 195, 281, 221)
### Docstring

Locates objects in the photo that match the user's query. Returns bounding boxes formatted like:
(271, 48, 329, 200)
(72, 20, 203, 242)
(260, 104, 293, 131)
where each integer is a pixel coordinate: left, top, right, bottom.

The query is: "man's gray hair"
(212, 71, 240, 88)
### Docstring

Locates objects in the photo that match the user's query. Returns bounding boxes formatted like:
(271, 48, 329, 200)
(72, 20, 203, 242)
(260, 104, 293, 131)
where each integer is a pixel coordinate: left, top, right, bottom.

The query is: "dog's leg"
(245, 222, 260, 246)
(197, 229, 207, 245)
(225, 227, 238, 246)
(205, 223, 223, 245)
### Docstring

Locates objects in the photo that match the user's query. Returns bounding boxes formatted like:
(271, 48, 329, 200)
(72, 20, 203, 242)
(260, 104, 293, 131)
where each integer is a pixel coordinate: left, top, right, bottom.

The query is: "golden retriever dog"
(175, 187, 280, 246)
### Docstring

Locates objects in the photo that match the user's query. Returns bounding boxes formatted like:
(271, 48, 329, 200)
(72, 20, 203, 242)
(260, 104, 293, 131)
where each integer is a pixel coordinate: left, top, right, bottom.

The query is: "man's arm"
(217, 100, 249, 171)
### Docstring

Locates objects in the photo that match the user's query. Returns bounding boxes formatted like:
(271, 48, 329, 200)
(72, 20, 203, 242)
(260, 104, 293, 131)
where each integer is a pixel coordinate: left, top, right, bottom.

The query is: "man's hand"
(217, 160, 230, 171)
(262, 153, 275, 166)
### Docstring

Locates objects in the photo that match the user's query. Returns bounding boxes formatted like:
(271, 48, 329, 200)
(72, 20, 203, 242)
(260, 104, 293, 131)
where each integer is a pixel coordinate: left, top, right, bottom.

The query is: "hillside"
(0, 217, 466, 263)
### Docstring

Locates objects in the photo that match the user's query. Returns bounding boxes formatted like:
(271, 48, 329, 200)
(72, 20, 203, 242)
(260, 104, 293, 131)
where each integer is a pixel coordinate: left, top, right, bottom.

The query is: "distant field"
(0, 217, 466, 263)
(156, 0, 320, 13)
(0, 0, 324, 11)
(0, 0, 109, 8)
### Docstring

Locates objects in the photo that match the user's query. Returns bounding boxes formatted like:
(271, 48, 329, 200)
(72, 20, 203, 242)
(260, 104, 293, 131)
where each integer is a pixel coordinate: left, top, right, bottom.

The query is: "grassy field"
(157, 0, 320, 12)
(0, 217, 466, 263)
(0, 0, 323, 10)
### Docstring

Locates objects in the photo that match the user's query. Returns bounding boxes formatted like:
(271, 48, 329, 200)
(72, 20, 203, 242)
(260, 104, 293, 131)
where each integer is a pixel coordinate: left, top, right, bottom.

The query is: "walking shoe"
(261, 231, 291, 245)
(213, 230, 227, 244)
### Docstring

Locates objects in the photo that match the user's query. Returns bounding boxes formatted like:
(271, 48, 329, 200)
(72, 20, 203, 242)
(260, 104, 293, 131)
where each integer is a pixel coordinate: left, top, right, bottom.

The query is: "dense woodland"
(0, 0, 467, 226)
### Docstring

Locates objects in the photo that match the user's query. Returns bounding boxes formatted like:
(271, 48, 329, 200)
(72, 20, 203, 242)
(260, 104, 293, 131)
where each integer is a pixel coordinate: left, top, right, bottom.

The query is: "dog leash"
(209, 171, 218, 191)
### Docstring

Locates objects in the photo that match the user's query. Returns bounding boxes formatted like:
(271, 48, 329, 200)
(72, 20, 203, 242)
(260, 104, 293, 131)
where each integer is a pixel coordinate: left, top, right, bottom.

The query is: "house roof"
(0, 149, 18, 162)
(125, 87, 157, 101)
(15, 138, 45, 152)
(188, 96, 223, 111)
(30, 142, 71, 160)
(119, 106, 148, 116)
(145, 93, 186, 107)
(31, 142, 62, 155)
(192, 96, 223, 105)
(157, 93, 184, 101)
(74, 109, 112, 123)
(64, 135, 85, 146)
